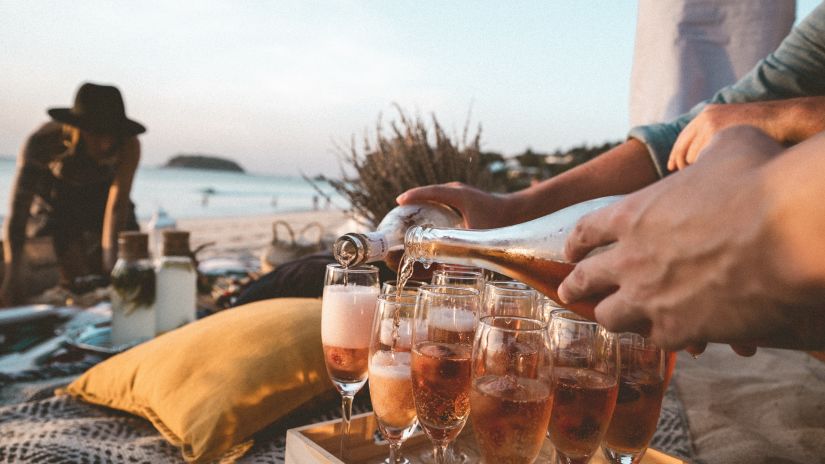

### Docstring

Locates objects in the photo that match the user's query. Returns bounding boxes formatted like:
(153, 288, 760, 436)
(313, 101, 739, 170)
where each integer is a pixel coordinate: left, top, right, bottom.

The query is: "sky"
(0, 1, 820, 176)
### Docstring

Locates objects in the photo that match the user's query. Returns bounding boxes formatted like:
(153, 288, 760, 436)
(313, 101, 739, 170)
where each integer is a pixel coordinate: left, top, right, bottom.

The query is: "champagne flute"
(601, 333, 667, 464)
(481, 280, 541, 320)
(431, 269, 485, 293)
(540, 296, 566, 325)
(547, 310, 619, 464)
(470, 315, 554, 463)
(381, 279, 426, 296)
(410, 286, 479, 464)
(434, 263, 485, 275)
(435, 262, 497, 282)
(321, 264, 380, 460)
(369, 293, 419, 464)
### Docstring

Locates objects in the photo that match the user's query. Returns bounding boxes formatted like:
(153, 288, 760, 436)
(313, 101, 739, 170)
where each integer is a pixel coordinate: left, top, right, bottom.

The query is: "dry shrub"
(315, 106, 495, 227)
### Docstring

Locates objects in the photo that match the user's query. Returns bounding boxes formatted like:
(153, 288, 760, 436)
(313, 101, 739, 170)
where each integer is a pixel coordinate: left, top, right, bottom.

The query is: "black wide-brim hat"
(48, 82, 146, 136)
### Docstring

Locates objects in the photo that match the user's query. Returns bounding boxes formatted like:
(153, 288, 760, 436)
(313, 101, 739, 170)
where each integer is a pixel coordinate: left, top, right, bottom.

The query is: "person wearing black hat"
(1, 82, 146, 307)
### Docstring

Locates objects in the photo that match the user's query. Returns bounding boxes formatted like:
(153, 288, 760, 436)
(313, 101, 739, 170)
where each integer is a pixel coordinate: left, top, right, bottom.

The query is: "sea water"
(0, 158, 337, 222)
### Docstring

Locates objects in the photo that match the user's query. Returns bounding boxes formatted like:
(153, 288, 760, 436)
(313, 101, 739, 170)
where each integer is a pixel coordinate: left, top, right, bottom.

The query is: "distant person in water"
(1, 82, 146, 307)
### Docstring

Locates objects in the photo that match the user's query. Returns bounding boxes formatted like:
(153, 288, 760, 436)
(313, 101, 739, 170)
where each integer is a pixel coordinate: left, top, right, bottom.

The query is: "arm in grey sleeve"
(629, 3, 825, 177)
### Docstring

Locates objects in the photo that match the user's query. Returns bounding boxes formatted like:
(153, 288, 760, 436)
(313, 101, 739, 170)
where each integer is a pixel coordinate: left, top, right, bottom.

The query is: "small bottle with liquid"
(155, 230, 197, 334)
(111, 232, 156, 346)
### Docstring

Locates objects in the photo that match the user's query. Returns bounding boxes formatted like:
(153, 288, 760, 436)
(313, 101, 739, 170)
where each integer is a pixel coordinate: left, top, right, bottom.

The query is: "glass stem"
(388, 441, 403, 464)
(339, 394, 354, 460)
(433, 442, 449, 464)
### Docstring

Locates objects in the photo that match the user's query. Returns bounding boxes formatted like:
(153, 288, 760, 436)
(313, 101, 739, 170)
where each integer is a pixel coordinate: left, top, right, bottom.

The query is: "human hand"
(396, 182, 517, 229)
(668, 102, 781, 171)
(558, 126, 806, 351)
(668, 97, 825, 171)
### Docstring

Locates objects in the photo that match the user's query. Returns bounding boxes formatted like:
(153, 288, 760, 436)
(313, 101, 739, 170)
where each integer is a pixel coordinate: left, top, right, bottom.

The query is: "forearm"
(507, 138, 659, 222)
(778, 96, 825, 143)
(101, 201, 126, 272)
(103, 137, 140, 272)
(762, 133, 825, 289)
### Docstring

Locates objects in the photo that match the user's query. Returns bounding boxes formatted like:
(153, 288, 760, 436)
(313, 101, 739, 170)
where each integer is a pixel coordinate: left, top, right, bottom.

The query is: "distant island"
(164, 154, 245, 173)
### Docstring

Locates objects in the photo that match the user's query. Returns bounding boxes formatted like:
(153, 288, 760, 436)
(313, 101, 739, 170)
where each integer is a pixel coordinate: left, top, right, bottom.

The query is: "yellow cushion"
(62, 298, 333, 463)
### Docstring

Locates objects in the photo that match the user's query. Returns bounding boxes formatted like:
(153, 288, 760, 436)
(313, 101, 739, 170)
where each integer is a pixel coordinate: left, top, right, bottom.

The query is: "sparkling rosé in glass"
(411, 341, 472, 442)
(470, 375, 553, 464)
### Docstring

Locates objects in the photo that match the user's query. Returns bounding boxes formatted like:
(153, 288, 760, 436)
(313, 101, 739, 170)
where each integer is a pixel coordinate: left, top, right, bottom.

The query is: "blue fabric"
(630, 2, 825, 177)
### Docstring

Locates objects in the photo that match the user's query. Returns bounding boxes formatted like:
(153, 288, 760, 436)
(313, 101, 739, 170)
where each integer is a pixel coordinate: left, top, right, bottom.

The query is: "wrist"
(503, 189, 533, 224)
(775, 97, 825, 143)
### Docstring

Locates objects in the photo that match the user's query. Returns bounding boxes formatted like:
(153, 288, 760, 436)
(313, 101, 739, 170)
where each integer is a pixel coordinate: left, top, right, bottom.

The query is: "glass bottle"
(155, 230, 197, 334)
(403, 196, 622, 320)
(333, 202, 462, 270)
(111, 231, 156, 346)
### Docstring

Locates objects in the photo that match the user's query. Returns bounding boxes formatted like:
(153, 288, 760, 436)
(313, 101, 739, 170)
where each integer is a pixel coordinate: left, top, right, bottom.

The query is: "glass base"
(383, 457, 411, 464)
(447, 446, 471, 464)
(602, 445, 647, 464)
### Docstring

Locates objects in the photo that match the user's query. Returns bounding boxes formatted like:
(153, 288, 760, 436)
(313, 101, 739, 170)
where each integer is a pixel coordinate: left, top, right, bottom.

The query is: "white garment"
(630, 0, 795, 127)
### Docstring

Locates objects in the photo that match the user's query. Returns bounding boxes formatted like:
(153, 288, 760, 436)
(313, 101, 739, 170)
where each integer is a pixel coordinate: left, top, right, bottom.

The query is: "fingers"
(686, 343, 708, 357)
(397, 184, 451, 205)
(396, 182, 470, 206)
(558, 250, 618, 305)
(591, 291, 651, 335)
(685, 132, 710, 166)
(730, 343, 758, 357)
(669, 123, 695, 172)
(564, 206, 620, 263)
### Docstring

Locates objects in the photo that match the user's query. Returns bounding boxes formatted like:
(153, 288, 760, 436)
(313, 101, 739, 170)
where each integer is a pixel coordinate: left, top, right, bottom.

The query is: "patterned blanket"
(0, 375, 694, 463)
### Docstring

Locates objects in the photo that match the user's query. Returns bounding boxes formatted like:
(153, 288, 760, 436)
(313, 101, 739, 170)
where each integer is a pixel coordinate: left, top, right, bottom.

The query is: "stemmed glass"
(431, 269, 485, 293)
(368, 293, 420, 464)
(540, 296, 566, 325)
(470, 315, 554, 463)
(481, 280, 541, 321)
(435, 263, 496, 282)
(382, 279, 426, 296)
(601, 333, 667, 464)
(321, 264, 380, 460)
(547, 310, 619, 464)
(410, 286, 479, 464)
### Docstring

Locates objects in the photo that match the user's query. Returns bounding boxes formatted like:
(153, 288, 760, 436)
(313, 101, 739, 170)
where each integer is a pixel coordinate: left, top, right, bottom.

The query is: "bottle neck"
(333, 230, 393, 267)
(404, 226, 496, 269)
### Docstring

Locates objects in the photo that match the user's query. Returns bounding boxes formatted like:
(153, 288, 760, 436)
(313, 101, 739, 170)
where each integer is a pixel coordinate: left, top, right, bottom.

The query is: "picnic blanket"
(0, 372, 694, 463)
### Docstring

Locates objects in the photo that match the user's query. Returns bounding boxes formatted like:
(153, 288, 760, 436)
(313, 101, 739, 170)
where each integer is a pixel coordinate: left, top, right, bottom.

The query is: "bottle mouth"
(403, 226, 428, 261)
(332, 233, 367, 267)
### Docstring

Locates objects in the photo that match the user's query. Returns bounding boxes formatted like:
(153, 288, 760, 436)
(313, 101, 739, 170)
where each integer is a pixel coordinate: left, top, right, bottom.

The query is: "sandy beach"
(144, 209, 354, 272)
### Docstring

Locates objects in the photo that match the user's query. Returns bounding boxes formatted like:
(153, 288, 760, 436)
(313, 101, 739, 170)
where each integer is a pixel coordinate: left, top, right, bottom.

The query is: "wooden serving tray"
(285, 412, 686, 463)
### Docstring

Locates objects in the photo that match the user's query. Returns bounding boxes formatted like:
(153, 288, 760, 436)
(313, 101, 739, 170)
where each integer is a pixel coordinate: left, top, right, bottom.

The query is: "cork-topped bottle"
(155, 230, 197, 334)
(110, 231, 156, 346)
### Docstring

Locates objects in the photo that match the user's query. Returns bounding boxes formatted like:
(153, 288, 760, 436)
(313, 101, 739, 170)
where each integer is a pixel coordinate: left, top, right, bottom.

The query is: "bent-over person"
(1, 82, 146, 307)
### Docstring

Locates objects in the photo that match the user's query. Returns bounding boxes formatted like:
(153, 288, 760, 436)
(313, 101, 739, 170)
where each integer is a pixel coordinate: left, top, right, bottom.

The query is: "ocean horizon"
(0, 158, 339, 223)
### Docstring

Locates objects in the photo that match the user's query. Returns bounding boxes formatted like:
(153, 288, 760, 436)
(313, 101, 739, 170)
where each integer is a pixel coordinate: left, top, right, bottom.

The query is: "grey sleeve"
(629, 2, 825, 177)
